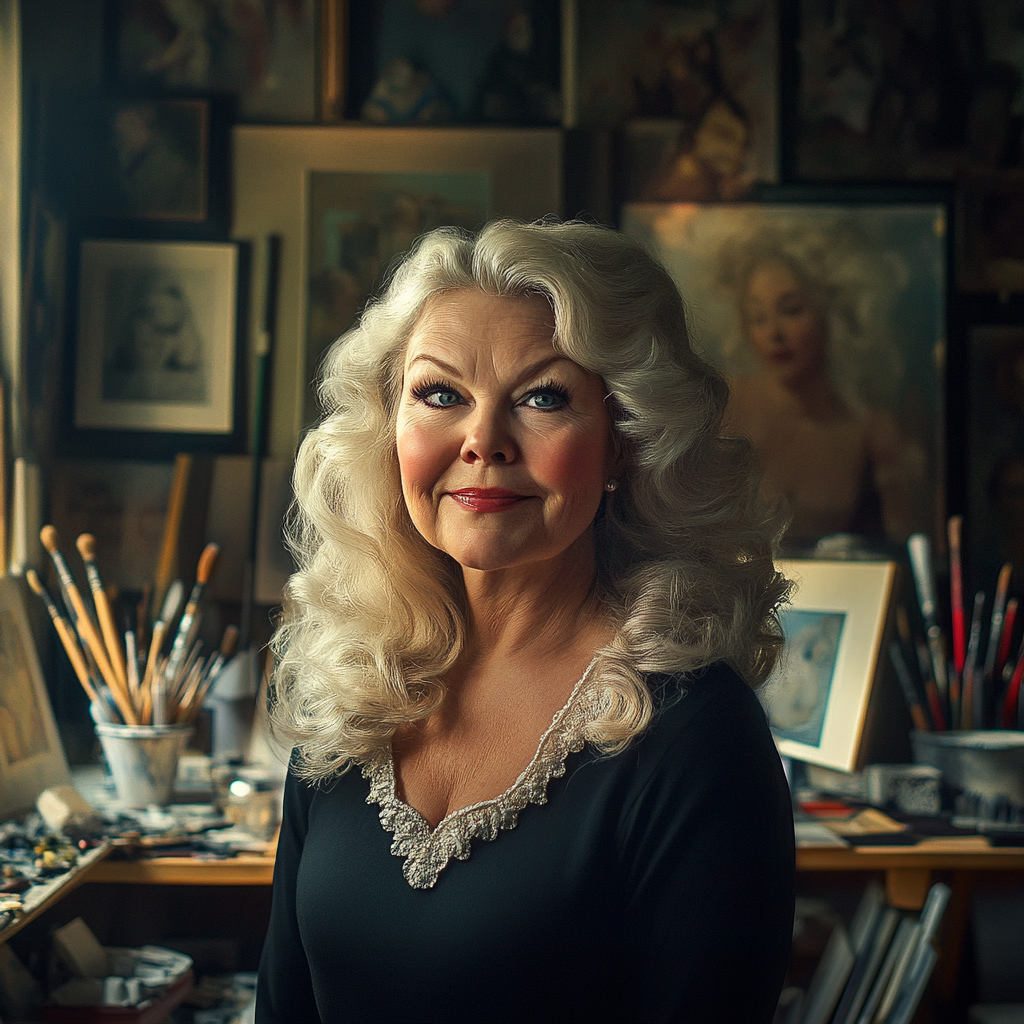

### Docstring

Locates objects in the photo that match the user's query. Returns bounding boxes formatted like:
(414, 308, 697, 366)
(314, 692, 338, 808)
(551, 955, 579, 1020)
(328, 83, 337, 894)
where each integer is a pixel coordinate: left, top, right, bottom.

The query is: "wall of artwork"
(10, 0, 1024, 738)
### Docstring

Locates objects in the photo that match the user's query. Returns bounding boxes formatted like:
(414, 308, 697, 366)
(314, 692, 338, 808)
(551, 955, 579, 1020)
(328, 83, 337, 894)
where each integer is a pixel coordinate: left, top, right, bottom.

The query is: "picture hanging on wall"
(760, 558, 897, 774)
(110, 0, 346, 122)
(0, 576, 71, 819)
(347, 0, 562, 125)
(957, 171, 1024, 294)
(797, 0, 1024, 181)
(570, 0, 779, 201)
(968, 326, 1024, 584)
(621, 201, 947, 554)
(232, 124, 562, 449)
(72, 238, 242, 456)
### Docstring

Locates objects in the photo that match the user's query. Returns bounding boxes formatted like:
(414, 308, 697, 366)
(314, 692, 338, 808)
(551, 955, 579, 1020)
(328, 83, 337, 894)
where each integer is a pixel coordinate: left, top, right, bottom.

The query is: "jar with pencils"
(28, 528, 237, 808)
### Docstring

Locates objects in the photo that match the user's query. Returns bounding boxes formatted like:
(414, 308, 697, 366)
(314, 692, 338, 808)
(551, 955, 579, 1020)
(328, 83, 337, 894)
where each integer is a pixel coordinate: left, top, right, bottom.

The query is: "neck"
(459, 532, 608, 662)
(770, 367, 842, 420)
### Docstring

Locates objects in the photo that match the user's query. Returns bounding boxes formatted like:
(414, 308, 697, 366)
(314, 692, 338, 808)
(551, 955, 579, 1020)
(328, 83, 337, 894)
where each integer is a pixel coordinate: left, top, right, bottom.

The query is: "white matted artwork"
(760, 558, 896, 772)
(75, 239, 238, 434)
(0, 576, 70, 818)
(232, 125, 563, 454)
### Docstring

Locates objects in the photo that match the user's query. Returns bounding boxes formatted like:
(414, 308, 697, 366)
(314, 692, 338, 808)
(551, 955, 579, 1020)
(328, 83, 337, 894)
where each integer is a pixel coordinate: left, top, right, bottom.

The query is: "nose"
(460, 403, 517, 465)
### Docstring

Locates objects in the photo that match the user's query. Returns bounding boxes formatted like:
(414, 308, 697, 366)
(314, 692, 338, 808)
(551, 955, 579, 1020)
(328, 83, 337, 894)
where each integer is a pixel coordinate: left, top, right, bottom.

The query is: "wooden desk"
(86, 854, 275, 887)
(80, 843, 1024, 906)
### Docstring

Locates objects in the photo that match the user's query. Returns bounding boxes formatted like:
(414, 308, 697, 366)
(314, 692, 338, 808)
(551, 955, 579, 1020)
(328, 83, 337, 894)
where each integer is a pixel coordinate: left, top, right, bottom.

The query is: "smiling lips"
(448, 488, 528, 512)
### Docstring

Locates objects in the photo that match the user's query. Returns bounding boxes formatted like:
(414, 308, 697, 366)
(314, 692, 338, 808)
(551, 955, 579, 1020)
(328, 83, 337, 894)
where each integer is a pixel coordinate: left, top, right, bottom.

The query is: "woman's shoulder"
(632, 661, 779, 779)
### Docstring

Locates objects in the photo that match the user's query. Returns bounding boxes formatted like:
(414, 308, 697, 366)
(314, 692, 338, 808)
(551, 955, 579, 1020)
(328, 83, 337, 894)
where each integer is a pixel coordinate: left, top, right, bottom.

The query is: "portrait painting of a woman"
(622, 203, 945, 553)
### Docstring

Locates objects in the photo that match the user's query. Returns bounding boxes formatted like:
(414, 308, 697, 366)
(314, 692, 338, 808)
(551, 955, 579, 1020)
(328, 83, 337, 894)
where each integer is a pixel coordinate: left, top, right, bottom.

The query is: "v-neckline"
(361, 660, 600, 888)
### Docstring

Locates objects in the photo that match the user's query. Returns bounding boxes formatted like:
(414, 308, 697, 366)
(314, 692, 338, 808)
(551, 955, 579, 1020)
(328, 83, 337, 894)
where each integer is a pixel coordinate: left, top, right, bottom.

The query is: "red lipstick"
(448, 488, 527, 512)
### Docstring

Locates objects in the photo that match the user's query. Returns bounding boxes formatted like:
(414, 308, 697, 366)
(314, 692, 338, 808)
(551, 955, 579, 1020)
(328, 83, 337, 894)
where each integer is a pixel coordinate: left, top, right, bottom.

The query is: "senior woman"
(256, 220, 795, 1024)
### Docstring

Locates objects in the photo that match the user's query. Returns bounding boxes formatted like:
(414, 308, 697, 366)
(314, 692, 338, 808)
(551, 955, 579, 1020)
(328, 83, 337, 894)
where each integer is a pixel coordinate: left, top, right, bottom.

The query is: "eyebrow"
(405, 352, 576, 383)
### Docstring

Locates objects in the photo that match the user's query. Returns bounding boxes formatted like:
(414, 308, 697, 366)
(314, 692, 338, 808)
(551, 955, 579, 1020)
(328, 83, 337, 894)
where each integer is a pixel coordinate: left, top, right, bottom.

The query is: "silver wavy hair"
(271, 219, 790, 781)
(713, 216, 909, 410)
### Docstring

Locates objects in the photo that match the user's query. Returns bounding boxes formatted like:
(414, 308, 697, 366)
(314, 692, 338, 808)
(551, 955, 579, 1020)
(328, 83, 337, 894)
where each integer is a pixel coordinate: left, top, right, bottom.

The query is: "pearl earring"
(604, 479, 619, 492)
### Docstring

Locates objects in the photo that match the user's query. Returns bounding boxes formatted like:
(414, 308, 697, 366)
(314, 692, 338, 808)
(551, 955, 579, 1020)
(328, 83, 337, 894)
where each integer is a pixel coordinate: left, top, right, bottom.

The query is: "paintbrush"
(962, 590, 986, 730)
(25, 568, 108, 718)
(141, 579, 184, 722)
(948, 516, 966, 682)
(981, 562, 1012, 728)
(896, 604, 944, 731)
(179, 625, 239, 724)
(40, 525, 137, 725)
(908, 533, 950, 718)
(890, 641, 930, 733)
(164, 542, 220, 684)
(75, 534, 128, 691)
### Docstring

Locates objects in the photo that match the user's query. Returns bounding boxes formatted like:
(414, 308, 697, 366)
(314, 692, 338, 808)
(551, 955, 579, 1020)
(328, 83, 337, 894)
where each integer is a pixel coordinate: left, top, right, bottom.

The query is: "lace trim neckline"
(361, 662, 601, 889)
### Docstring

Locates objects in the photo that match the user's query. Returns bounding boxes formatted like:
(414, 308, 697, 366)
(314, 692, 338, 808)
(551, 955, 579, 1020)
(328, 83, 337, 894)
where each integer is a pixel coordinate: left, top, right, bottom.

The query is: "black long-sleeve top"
(256, 663, 795, 1023)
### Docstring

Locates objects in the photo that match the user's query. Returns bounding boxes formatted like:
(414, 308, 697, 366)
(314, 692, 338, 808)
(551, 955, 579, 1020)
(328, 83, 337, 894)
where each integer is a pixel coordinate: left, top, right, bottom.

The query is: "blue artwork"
(764, 608, 846, 748)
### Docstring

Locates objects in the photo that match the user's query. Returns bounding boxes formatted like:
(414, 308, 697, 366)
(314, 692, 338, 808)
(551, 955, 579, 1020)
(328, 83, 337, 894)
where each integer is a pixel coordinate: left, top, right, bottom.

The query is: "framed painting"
(760, 559, 897, 773)
(347, 0, 561, 125)
(568, 0, 778, 200)
(233, 124, 562, 452)
(0, 576, 71, 819)
(797, 0, 1024, 181)
(110, 0, 346, 123)
(621, 201, 947, 554)
(957, 171, 1024, 294)
(71, 238, 242, 457)
(968, 326, 1024, 587)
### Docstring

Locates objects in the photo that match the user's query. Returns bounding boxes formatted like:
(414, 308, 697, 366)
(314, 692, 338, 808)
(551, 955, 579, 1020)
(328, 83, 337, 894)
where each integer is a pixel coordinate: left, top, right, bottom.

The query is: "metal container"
(95, 723, 193, 807)
(911, 730, 1024, 818)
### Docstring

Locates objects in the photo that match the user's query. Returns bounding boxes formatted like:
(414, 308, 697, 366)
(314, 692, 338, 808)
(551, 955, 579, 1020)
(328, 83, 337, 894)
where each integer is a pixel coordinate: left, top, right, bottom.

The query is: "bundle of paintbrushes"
(28, 526, 238, 728)
(891, 518, 1024, 733)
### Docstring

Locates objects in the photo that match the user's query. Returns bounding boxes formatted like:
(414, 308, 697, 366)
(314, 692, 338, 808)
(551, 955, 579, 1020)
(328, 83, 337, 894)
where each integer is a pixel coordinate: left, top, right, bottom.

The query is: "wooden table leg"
(886, 866, 932, 909)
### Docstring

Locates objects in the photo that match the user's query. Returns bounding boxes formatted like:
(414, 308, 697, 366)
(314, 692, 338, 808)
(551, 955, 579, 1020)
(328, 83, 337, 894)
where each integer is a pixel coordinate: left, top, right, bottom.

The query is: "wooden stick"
(154, 454, 192, 615)
(40, 525, 138, 725)
(25, 568, 102, 710)
(75, 533, 128, 691)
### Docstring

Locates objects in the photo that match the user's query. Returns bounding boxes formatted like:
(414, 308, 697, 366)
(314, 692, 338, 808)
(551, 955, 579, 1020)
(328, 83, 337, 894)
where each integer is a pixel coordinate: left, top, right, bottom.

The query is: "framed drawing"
(760, 559, 897, 773)
(347, 0, 561, 125)
(621, 201, 946, 553)
(71, 238, 242, 456)
(568, 0, 778, 199)
(233, 124, 562, 451)
(0, 575, 71, 819)
(110, 0, 346, 123)
(797, 0, 1024, 181)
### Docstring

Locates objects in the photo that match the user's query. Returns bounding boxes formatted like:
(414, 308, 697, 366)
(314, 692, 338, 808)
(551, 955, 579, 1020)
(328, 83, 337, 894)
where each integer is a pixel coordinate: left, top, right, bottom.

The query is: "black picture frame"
(61, 231, 249, 460)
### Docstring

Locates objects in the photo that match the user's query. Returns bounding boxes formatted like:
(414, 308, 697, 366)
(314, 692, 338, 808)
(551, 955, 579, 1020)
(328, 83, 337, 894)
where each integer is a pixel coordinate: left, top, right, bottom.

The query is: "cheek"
(395, 419, 449, 495)
(535, 431, 609, 504)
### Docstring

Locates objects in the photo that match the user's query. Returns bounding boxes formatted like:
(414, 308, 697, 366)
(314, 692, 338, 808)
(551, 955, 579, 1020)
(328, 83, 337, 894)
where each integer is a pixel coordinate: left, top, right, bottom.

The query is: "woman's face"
(395, 289, 617, 576)
(742, 260, 827, 385)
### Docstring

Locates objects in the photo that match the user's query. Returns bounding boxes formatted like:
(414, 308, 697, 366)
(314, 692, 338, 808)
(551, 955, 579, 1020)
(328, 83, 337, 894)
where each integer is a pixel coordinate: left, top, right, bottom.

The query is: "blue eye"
(521, 382, 571, 411)
(411, 379, 463, 408)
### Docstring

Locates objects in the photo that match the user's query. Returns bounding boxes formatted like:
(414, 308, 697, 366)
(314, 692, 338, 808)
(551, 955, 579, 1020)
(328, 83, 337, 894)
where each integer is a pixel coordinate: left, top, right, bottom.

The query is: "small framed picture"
(0, 576, 71, 819)
(347, 0, 562, 125)
(110, 0, 338, 123)
(72, 238, 242, 455)
(761, 559, 897, 773)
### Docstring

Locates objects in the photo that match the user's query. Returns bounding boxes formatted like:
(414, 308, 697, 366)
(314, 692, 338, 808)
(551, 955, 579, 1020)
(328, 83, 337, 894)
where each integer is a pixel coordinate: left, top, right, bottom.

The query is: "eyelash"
(409, 377, 573, 410)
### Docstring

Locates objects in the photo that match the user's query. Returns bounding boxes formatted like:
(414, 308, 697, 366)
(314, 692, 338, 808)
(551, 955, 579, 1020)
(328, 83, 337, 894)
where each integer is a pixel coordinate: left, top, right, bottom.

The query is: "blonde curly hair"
(271, 219, 790, 781)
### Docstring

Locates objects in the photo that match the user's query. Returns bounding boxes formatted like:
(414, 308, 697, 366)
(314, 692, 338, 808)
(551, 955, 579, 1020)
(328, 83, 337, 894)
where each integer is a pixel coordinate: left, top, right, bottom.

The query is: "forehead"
(744, 260, 805, 298)
(404, 289, 556, 365)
